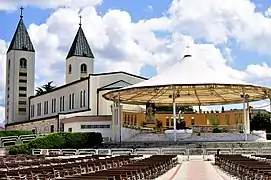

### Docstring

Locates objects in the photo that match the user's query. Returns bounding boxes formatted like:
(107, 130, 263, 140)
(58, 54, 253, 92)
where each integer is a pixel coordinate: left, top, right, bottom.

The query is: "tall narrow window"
(37, 103, 41, 116)
(72, 93, 75, 109)
(53, 98, 56, 113)
(68, 64, 72, 74)
(83, 90, 86, 107)
(69, 94, 71, 109)
(51, 98, 56, 113)
(44, 101, 48, 115)
(80, 91, 82, 107)
(60, 97, 62, 112)
(30, 105, 35, 117)
(62, 96, 65, 111)
(51, 99, 54, 113)
(80, 64, 87, 73)
(20, 58, 27, 68)
(8, 59, 10, 70)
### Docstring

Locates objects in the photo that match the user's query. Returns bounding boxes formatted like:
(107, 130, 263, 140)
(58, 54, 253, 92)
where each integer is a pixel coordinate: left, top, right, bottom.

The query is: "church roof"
(98, 80, 132, 91)
(66, 26, 94, 59)
(7, 18, 35, 53)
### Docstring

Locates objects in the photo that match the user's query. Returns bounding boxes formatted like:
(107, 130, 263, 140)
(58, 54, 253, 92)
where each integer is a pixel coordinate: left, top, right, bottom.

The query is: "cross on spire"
(183, 45, 192, 58)
(20, 7, 24, 19)
(79, 15, 82, 27)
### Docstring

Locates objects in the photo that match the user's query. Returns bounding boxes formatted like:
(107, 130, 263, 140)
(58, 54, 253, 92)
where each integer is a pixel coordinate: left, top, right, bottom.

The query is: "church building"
(5, 10, 147, 141)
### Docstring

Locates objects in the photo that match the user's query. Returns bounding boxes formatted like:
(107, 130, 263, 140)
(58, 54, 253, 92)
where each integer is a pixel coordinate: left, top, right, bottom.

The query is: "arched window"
(20, 58, 27, 68)
(80, 64, 87, 74)
(68, 64, 72, 74)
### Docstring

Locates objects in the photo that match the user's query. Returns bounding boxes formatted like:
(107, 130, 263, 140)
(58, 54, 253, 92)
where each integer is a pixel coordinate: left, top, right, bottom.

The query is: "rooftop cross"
(79, 15, 82, 27)
(20, 7, 24, 19)
(183, 45, 192, 58)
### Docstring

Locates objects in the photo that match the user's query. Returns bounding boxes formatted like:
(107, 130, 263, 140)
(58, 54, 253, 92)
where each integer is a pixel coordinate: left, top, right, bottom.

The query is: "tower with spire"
(66, 15, 94, 84)
(5, 7, 35, 124)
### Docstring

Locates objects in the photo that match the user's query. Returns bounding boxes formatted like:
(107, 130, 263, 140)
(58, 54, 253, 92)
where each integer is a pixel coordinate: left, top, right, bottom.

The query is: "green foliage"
(8, 132, 103, 155)
(155, 106, 194, 113)
(0, 130, 33, 137)
(35, 81, 56, 95)
(250, 113, 271, 132)
(212, 127, 222, 133)
(28, 133, 65, 149)
(9, 143, 31, 155)
(61, 132, 103, 149)
(210, 116, 220, 127)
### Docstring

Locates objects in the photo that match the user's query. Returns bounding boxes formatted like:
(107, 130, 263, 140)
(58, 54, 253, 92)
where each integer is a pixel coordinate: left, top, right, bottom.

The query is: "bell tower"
(5, 7, 35, 124)
(66, 16, 94, 84)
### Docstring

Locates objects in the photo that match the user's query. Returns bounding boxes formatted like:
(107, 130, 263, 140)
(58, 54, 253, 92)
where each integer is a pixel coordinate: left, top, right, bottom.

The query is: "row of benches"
(215, 154, 271, 179)
(58, 155, 178, 180)
(0, 154, 177, 179)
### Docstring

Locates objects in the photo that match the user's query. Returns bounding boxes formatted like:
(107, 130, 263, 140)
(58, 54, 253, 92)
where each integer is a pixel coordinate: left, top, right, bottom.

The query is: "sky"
(1, 0, 271, 122)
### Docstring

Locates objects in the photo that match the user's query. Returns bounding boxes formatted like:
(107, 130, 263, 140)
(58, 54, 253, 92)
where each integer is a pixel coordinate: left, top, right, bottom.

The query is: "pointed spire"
(66, 16, 94, 59)
(7, 7, 35, 53)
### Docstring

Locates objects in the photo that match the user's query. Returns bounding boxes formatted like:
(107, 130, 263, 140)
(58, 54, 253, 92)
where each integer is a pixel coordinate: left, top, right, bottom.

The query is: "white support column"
(246, 101, 250, 134)
(111, 101, 117, 141)
(117, 93, 122, 143)
(172, 90, 177, 142)
(242, 90, 247, 141)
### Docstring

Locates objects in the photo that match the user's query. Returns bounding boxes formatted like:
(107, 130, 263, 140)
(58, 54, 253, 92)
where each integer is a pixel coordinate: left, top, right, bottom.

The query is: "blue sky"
(1, 0, 271, 119)
(0, 0, 270, 79)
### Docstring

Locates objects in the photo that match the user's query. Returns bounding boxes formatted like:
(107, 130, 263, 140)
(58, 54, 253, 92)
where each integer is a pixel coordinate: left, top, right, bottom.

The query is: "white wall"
(64, 121, 112, 140)
(90, 72, 146, 116)
(30, 78, 89, 120)
(6, 50, 35, 123)
(66, 56, 93, 84)
(59, 110, 91, 119)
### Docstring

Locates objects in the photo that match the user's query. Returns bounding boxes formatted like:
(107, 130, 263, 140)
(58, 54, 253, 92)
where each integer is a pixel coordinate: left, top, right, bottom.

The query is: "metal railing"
(31, 147, 271, 161)
(0, 134, 38, 147)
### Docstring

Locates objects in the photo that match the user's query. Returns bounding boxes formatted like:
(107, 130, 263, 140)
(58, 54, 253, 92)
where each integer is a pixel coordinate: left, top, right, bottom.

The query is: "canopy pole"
(172, 89, 177, 142)
(242, 90, 247, 141)
(118, 93, 121, 143)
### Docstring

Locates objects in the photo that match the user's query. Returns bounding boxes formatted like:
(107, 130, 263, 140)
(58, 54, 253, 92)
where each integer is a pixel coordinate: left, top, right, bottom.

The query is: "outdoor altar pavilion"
(103, 48, 271, 142)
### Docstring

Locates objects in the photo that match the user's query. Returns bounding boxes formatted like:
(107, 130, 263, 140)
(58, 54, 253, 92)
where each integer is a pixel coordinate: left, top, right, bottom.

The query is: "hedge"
(0, 130, 33, 137)
(8, 132, 103, 155)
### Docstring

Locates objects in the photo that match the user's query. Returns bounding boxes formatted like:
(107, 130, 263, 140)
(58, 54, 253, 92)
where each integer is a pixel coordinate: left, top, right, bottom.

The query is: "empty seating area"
(215, 154, 271, 179)
(0, 154, 178, 180)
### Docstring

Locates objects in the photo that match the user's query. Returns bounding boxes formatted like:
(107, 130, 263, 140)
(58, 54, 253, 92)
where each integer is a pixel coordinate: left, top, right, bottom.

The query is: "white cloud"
(147, 5, 153, 12)
(0, 0, 102, 10)
(2, 0, 271, 123)
(168, 0, 271, 56)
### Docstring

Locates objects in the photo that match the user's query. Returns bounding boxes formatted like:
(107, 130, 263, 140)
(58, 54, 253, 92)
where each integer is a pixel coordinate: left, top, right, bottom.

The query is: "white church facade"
(5, 11, 147, 141)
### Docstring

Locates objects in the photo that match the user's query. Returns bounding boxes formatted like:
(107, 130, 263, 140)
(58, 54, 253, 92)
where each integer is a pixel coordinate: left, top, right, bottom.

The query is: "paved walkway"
(157, 161, 232, 180)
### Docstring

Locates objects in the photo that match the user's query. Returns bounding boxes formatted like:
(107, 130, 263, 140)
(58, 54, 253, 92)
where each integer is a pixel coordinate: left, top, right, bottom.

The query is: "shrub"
(61, 132, 102, 149)
(8, 132, 103, 155)
(212, 127, 222, 133)
(28, 133, 66, 149)
(8, 143, 31, 155)
(0, 130, 33, 137)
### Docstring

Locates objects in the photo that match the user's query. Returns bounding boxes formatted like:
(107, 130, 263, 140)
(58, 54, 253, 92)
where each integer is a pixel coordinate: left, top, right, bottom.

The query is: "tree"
(42, 81, 56, 92)
(35, 81, 56, 95)
(250, 113, 271, 132)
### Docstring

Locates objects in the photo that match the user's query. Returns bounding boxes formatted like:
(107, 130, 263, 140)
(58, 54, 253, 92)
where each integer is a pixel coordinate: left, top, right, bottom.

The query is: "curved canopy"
(103, 54, 271, 105)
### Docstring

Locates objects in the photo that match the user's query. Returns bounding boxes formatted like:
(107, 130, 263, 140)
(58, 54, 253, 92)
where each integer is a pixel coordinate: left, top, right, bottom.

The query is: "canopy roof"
(103, 54, 271, 105)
